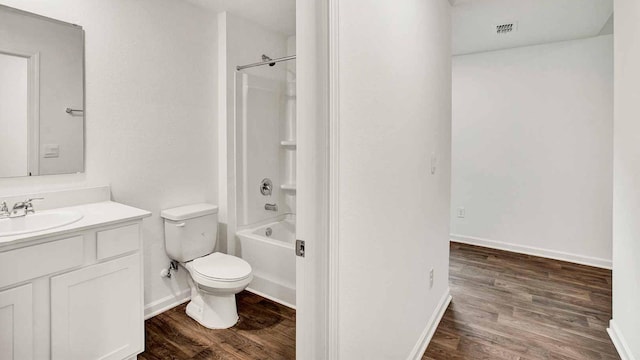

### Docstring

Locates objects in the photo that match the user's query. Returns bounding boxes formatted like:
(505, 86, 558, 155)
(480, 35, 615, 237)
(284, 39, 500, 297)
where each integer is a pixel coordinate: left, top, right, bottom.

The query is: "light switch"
(43, 144, 60, 158)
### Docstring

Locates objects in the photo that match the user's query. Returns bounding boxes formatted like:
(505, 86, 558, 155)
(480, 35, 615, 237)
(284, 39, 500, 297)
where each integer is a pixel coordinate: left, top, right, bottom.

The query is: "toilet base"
(185, 286, 239, 329)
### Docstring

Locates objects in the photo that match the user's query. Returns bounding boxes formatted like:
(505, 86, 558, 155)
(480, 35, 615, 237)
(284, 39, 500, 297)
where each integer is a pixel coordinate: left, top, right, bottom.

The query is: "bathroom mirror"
(0, 5, 84, 178)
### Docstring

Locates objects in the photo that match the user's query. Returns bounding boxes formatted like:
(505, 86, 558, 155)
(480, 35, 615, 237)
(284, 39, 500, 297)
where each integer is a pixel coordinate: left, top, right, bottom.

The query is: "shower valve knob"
(260, 178, 273, 196)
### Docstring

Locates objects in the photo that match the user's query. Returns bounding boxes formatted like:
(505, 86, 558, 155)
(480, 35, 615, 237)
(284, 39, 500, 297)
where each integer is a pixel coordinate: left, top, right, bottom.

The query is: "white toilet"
(161, 203, 253, 329)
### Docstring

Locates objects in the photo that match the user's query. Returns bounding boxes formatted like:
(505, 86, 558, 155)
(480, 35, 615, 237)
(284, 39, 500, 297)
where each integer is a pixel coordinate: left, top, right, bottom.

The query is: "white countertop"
(0, 201, 151, 249)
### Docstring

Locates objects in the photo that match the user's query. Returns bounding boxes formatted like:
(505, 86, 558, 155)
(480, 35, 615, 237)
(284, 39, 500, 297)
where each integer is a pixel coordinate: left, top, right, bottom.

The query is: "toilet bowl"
(183, 252, 253, 328)
(161, 203, 253, 329)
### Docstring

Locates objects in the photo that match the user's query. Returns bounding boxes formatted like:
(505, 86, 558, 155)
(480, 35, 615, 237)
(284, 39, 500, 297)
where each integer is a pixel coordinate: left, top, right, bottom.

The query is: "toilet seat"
(187, 252, 252, 284)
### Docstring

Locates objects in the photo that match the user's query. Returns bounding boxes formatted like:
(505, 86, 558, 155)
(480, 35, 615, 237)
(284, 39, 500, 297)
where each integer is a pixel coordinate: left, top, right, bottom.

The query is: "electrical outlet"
(429, 268, 434, 289)
(457, 207, 466, 218)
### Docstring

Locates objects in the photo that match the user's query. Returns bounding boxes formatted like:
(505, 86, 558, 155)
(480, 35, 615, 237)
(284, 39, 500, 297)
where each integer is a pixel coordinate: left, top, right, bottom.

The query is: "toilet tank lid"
(161, 203, 219, 221)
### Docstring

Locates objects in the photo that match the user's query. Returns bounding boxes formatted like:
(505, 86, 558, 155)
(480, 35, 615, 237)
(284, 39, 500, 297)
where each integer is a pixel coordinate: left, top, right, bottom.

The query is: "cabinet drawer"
(0, 236, 84, 288)
(96, 224, 139, 260)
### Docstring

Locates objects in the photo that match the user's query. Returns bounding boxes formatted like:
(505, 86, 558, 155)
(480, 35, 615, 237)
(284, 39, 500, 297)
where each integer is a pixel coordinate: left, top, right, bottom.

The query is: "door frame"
(0, 48, 40, 176)
(296, 0, 340, 358)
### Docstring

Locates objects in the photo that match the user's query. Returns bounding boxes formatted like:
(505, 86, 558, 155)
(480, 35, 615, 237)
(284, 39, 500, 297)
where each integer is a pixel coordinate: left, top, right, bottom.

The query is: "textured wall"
(451, 35, 613, 268)
(0, 0, 218, 315)
(337, 0, 452, 358)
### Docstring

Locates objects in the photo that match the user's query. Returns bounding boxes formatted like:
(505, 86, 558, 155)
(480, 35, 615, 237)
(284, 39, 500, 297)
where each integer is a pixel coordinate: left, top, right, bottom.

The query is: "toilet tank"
(161, 203, 219, 262)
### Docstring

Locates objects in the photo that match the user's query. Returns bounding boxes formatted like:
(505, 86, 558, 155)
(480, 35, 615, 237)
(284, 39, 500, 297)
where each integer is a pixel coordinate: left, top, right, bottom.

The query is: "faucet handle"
(0, 202, 7, 213)
(24, 198, 43, 214)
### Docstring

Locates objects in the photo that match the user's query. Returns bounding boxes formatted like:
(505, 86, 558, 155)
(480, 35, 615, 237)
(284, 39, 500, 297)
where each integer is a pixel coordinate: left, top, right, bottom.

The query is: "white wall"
(0, 0, 218, 316)
(337, 0, 452, 358)
(451, 35, 614, 268)
(0, 54, 28, 177)
(218, 12, 291, 254)
(611, 0, 640, 358)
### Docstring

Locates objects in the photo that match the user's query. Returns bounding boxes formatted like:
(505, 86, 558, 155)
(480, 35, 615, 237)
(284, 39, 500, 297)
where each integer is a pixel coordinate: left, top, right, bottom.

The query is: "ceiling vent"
(496, 22, 517, 35)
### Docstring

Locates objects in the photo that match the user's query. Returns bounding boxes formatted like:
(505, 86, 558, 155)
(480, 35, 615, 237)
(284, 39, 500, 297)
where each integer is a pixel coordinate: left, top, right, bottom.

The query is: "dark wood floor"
(424, 242, 619, 360)
(141, 243, 618, 359)
(139, 291, 295, 360)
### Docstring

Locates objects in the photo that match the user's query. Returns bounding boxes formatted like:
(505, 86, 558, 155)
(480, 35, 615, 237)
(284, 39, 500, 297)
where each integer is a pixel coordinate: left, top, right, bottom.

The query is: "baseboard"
(408, 289, 452, 360)
(144, 288, 191, 320)
(143, 286, 295, 320)
(450, 234, 612, 269)
(246, 287, 296, 310)
(245, 274, 296, 309)
(608, 319, 637, 360)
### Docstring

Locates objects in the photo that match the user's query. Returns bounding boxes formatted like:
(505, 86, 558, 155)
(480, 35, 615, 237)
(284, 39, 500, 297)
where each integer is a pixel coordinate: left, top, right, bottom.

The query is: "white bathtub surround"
(235, 73, 291, 226)
(451, 35, 613, 269)
(218, 12, 295, 255)
(0, 187, 150, 360)
(162, 203, 253, 329)
(611, 0, 640, 358)
(234, 59, 297, 227)
(237, 215, 296, 307)
(220, 14, 298, 310)
(282, 35, 297, 213)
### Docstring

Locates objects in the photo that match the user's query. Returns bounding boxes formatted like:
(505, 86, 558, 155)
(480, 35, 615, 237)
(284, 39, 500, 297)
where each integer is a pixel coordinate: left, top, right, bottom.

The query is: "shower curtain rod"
(236, 55, 296, 71)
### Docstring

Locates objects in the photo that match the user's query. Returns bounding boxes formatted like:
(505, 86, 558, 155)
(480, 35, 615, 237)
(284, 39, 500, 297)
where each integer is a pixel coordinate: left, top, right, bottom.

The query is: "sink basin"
(0, 210, 84, 237)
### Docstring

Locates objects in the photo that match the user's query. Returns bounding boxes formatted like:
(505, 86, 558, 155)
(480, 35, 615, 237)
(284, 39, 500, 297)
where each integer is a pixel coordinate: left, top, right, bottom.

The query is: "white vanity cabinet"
(51, 253, 141, 360)
(0, 214, 147, 360)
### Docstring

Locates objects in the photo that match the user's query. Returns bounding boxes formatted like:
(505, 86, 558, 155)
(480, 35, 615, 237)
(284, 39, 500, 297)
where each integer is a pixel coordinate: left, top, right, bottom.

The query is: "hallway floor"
(424, 243, 619, 360)
(141, 243, 617, 359)
(139, 291, 295, 360)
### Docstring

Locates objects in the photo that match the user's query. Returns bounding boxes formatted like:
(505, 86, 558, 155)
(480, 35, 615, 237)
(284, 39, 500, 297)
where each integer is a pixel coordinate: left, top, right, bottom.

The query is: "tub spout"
(265, 203, 278, 212)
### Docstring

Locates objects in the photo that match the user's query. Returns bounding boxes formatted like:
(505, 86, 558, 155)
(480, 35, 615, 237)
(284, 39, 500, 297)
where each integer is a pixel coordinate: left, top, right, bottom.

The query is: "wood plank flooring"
(424, 242, 619, 360)
(139, 292, 295, 360)
(141, 243, 617, 359)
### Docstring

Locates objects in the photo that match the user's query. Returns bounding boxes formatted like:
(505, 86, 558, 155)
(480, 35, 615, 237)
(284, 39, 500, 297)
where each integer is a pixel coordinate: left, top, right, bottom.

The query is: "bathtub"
(236, 217, 296, 307)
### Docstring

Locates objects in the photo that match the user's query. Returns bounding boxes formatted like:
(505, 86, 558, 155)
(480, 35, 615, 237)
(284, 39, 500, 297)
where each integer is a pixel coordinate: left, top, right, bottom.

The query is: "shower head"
(262, 54, 276, 67)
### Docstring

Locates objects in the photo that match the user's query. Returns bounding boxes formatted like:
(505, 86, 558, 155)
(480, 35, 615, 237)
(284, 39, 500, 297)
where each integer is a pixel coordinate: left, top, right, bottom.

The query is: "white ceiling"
(184, 0, 295, 36)
(451, 0, 613, 55)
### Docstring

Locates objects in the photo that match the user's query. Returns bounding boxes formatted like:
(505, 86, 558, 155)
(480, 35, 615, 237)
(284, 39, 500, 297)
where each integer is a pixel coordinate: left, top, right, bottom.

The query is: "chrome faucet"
(265, 203, 278, 212)
(11, 198, 43, 217)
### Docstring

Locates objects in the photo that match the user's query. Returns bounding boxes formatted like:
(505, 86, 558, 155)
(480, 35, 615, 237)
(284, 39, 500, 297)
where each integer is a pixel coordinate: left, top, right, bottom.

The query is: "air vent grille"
(496, 22, 516, 34)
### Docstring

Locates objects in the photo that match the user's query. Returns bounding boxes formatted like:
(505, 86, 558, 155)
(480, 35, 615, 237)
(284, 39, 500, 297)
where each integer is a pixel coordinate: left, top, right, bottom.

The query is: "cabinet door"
(0, 284, 33, 360)
(51, 254, 142, 360)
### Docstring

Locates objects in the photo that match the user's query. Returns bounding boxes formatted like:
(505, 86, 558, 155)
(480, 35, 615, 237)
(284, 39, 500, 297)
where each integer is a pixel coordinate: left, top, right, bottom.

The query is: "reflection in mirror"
(0, 53, 28, 177)
(0, 5, 84, 178)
